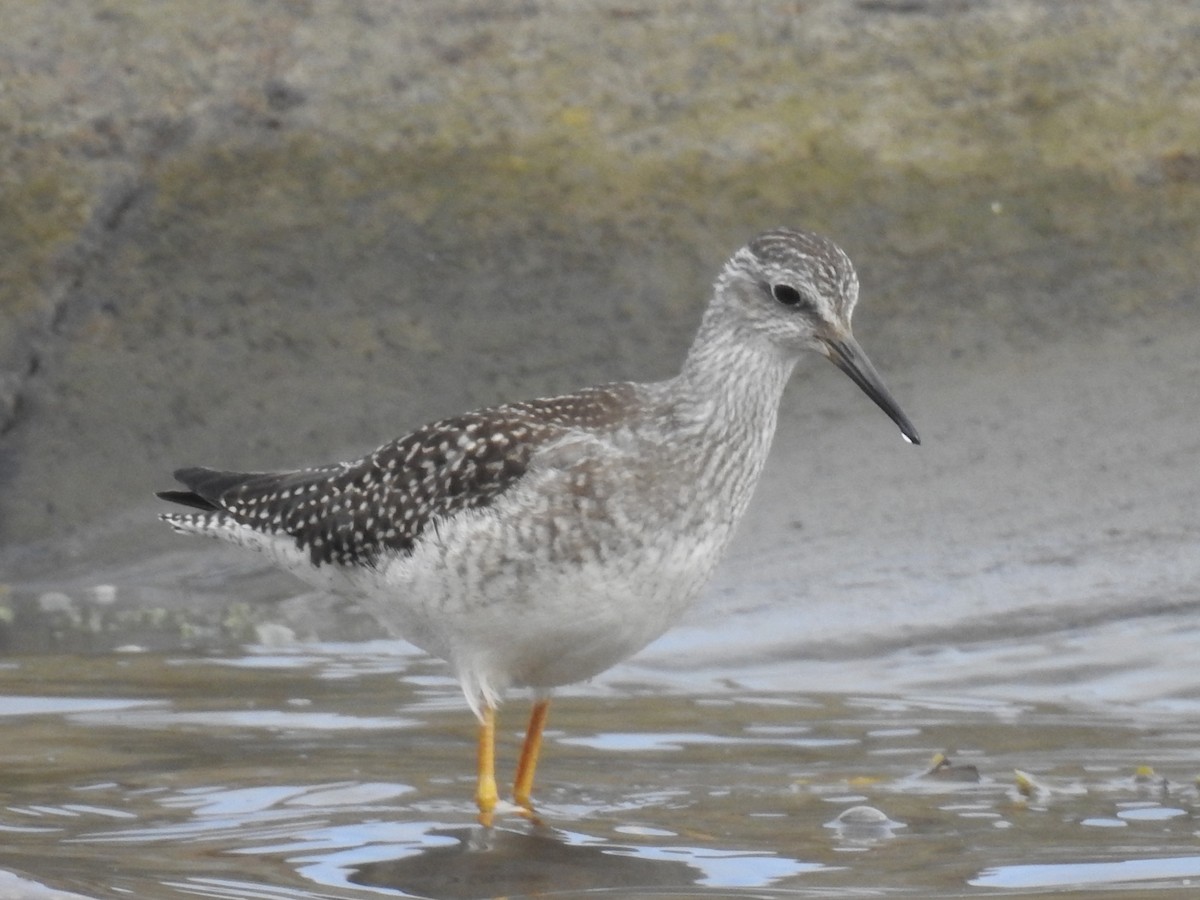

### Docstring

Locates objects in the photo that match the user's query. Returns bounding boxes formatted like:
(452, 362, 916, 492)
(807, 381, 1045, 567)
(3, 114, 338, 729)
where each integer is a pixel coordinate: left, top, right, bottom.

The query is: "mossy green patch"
(0, 167, 91, 323)
(145, 123, 1200, 281)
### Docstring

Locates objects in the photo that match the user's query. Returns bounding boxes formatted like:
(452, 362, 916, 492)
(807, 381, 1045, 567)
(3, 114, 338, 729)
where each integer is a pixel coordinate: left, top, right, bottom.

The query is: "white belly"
(350, 479, 733, 715)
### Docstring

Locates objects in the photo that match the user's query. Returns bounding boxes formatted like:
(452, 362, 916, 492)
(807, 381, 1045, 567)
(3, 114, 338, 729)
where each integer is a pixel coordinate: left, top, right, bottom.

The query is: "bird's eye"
(771, 283, 805, 307)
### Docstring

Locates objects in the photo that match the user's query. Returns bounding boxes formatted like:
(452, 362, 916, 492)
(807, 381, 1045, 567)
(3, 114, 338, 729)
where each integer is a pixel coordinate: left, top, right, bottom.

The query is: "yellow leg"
(513, 698, 551, 811)
(475, 705, 499, 827)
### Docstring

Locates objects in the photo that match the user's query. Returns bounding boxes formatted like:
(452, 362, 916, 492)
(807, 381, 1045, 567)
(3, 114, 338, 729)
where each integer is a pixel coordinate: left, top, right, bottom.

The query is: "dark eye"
(771, 283, 805, 306)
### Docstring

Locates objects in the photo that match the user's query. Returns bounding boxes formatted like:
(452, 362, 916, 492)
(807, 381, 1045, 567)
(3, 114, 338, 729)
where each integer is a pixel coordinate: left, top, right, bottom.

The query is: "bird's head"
(717, 227, 920, 445)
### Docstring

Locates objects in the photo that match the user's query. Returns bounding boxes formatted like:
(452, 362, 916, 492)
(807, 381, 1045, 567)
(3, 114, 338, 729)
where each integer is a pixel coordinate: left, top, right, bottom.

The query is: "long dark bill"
(825, 336, 921, 445)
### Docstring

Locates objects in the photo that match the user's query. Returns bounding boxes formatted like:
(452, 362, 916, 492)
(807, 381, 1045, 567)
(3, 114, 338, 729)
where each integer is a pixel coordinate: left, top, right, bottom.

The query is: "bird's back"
(159, 383, 645, 572)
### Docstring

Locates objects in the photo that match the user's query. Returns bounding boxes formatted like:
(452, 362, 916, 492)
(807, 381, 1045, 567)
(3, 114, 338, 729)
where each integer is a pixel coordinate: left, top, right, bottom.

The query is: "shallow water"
(3, 634, 1200, 899)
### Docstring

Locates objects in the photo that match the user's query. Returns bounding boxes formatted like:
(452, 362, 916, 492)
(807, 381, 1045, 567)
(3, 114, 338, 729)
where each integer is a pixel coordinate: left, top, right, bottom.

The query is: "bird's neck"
(675, 301, 798, 441)
(633, 301, 799, 549)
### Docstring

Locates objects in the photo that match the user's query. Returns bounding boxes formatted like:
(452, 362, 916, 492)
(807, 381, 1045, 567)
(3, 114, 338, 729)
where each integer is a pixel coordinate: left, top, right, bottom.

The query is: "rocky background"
(1, 2, 1198, 650)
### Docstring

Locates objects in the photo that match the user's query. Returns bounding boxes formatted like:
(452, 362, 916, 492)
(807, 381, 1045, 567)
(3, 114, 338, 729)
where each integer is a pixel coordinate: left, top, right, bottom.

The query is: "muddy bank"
(4, 296, 1198, 697)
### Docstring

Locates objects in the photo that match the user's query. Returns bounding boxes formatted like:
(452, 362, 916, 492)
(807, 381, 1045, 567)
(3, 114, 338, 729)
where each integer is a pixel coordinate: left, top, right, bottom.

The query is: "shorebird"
(158, 227, 919, 824)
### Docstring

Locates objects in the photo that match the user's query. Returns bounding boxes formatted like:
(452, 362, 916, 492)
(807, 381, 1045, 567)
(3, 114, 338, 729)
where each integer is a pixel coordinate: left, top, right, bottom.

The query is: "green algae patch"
(0, 167, 91, 324)
(145, 124, 1200, 282)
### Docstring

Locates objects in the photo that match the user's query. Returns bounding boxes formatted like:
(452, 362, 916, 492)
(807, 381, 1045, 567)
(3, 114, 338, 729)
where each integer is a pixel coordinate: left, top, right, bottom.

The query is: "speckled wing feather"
(159, 384, 638, 567)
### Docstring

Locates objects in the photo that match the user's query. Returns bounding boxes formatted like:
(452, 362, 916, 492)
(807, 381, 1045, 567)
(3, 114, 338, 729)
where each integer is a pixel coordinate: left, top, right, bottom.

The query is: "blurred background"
(3, 4, 1200, 898)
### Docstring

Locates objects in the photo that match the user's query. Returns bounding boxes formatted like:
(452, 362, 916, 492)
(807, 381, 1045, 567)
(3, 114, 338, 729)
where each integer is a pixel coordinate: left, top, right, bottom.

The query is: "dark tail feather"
(158, 466, 264, 511)
(156, 489, 218, 511)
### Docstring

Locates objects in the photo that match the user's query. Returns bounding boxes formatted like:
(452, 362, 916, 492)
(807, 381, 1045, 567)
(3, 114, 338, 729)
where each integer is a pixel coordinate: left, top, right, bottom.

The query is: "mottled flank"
(160, 384, 638, 567)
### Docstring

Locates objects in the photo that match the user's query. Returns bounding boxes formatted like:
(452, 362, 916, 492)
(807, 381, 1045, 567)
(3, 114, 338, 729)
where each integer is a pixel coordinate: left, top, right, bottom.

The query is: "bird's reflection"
(349, 824, 701, 899)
